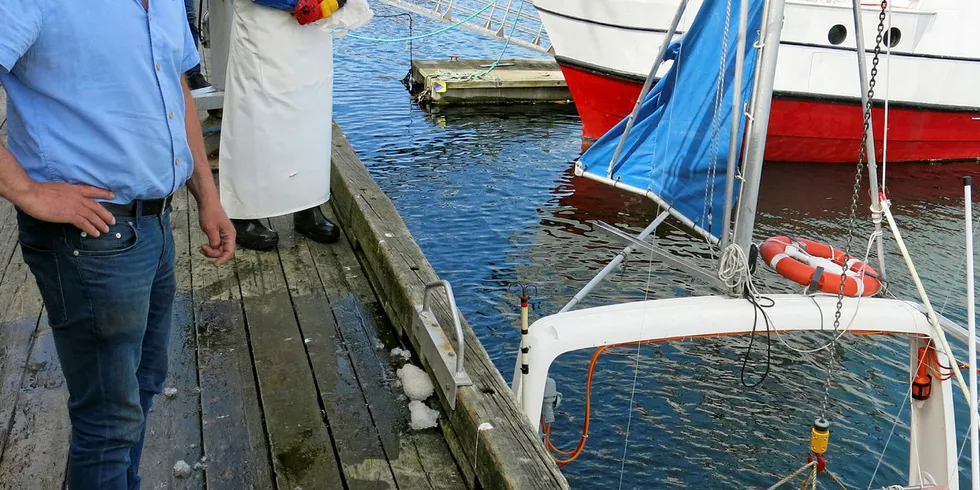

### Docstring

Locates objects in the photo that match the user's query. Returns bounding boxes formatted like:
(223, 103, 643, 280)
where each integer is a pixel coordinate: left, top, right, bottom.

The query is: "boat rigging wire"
(617, 241, 658, 489)
(700, 0, 735, 239)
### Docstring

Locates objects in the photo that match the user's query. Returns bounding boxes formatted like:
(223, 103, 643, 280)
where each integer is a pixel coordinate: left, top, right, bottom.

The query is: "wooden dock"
(0, 114, 569, 488)
(409, 58, 571, 106)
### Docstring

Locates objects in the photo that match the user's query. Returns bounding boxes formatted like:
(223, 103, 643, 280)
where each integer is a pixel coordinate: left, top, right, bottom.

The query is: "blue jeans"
(17, 206, 176, 490)
(184, 0, 202, 76)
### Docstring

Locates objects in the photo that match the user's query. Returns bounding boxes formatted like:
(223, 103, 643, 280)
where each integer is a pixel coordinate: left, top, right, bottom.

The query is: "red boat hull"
(560, 63, 980, 163)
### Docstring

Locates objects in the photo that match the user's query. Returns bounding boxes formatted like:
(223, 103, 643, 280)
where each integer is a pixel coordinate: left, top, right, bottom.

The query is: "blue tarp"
(577, 0, 765, 239)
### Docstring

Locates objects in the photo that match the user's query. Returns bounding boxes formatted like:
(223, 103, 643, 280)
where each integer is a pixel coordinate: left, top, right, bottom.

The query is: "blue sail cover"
(576, 0, 765, 239)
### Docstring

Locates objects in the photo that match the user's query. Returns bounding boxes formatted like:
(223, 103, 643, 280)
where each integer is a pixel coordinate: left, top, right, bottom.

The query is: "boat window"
(882, 27, 901, 48)
(828, 24, 847, 45)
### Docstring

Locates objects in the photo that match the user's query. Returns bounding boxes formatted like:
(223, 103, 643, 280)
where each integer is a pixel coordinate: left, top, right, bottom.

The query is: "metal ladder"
(411, 280, 473, 409)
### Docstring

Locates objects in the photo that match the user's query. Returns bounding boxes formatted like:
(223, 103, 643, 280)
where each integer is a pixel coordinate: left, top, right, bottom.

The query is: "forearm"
(181, 76, 219, 207)
(0, 143, 37, 206)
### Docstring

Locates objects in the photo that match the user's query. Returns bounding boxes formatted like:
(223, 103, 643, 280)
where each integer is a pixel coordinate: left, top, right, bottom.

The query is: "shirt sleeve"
(0, 0, 43, 73)
(179, 17, 201, 73)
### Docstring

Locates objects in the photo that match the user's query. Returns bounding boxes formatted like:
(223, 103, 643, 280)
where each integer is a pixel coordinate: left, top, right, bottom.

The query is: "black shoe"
(294, 206, 340, 244)
(232, 219, 278, 251)
(187, 72, 211, 91)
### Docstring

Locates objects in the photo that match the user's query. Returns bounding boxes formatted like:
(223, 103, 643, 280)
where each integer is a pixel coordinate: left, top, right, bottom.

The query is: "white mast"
(719, 0, 752, 250)
(966, 175, 978, 490)
(849, 0, 888, 280)
(732, 0, 785, 256)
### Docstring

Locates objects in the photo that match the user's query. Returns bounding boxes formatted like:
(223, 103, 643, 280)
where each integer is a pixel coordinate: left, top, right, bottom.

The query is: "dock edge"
(328, 122, 570, 490)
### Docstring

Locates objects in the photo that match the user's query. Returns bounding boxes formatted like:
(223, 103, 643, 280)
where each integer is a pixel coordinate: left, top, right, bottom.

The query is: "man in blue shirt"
(0, 0, 236, 488)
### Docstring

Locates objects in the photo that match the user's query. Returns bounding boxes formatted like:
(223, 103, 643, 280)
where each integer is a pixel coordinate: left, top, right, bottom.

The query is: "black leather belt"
(101, 195, 173, 217)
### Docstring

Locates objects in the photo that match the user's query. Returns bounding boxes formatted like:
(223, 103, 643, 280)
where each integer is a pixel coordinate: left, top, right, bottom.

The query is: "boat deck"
(0, 188, 466, 489)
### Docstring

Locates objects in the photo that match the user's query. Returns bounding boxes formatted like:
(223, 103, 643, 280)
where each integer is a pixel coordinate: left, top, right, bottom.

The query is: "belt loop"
(135, 200, 143, 229)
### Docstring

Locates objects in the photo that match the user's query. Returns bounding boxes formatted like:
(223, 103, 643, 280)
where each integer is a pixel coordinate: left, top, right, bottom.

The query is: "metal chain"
(822, 0, 889, 419)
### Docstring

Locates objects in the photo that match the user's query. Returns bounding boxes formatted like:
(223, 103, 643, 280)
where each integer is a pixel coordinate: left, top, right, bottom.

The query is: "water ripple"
(333, 13, 980, 488)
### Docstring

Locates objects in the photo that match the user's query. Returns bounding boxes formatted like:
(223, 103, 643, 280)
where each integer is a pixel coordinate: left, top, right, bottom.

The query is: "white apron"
(218, 0, 334, 219)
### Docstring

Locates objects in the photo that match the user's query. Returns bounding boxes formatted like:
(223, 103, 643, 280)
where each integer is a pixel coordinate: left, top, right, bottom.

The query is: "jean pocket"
(64, 221, 140, 257)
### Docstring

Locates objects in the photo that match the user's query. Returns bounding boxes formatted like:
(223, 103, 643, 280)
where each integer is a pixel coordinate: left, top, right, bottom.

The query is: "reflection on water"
(334, 7, 980, 488)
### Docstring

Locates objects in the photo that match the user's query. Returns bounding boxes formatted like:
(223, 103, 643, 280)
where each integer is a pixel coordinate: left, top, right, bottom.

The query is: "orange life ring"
(759, 236, 882, 297)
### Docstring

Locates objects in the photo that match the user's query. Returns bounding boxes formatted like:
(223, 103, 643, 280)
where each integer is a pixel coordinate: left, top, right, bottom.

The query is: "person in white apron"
(218, 0, 342, 250)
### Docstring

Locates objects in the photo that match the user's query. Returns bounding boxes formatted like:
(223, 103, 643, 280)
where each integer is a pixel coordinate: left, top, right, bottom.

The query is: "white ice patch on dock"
(389, 347, 411, 362)
(173, 460, 192, 477)
(408, 400, 439, 430)
(396, 364, 433, 401)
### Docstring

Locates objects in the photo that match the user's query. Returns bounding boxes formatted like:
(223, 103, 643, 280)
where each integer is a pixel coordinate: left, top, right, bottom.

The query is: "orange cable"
(544, 341, 657, 466)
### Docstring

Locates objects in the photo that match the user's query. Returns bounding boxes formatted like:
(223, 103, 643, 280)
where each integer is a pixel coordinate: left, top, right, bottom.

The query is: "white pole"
(732, 0, 786, 254)
(719, 0, 752, 250)
(849, 0, 888, 281)
(560, 211, 670, 313)
(881, 197, 970, 400)
(605, 0, 689, 178)
(965, 175, 977, 490)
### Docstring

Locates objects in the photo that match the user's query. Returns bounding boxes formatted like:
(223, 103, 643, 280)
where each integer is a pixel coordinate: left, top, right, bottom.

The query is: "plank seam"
(342, 240, 463, 490)
(231, 257, 280, 489)
(273, 239, 353, 490)
(0, 231, 21, 293)
(181, 197, 209, 490)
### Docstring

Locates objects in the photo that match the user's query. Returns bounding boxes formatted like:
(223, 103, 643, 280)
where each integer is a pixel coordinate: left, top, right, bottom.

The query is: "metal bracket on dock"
(413, 280, 472, 410)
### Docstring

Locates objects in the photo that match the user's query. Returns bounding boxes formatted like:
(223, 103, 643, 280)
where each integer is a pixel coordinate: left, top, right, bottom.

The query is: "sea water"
(332, 5, 980, 488)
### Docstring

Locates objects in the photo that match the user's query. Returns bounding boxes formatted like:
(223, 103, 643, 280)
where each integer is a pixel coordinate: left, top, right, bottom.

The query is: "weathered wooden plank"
(0, 200, 22, 285)
(436, 414, 476, 488)
(188, 194, 275, 490)
(346, 299, 467, 490)
(271, 215, 400, 489)
(0, 315, 69, 488)
(140, 190, 205, 489)
(0, 245, 45, 461)
(329, 123, 569, 490)
(306, 210, 465, 490)
(235, 223, 344, 490)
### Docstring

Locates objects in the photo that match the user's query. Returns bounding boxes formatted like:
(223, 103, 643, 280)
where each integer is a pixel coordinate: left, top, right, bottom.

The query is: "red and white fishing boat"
(532, 0, 980, 163)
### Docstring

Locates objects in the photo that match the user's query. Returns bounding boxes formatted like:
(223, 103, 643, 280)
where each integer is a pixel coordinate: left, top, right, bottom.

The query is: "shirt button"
(156, 63, 161, 71)
(175, 158, 181, 165)
(168, 112, 174, 119)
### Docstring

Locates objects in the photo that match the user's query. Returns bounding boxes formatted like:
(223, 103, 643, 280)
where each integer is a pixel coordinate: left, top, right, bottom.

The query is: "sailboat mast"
(849, 0, 888, 280)
(605, 0, 689, 178)
(719, 0, 752, 250)
(732, 0, 786, 254)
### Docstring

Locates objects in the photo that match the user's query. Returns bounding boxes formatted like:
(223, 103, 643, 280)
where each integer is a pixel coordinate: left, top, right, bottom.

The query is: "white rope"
(766, 461, 817, 490)
(827, 470, 850, 489)
(718, 242, 761, 298)
(880, 198, 971, 400)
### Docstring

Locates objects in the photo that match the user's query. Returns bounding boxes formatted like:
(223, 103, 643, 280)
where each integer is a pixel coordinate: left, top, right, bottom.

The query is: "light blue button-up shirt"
(0, 0, 201, 204)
